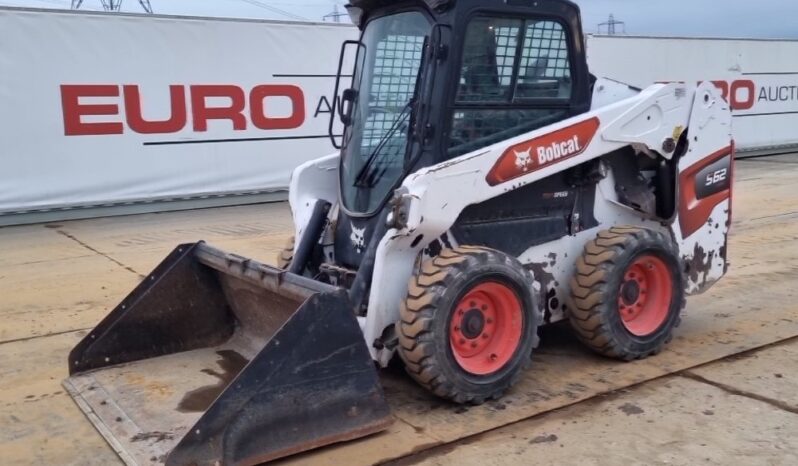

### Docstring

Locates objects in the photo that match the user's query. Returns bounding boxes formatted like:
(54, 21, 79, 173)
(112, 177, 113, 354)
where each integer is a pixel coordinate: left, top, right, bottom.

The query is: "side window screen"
(449, 17, 573, 157)
(516, 21, 571, 99)
(361, 34, 425, 152)
(456, 18, 522, 102)
(449, 108, 568, 157)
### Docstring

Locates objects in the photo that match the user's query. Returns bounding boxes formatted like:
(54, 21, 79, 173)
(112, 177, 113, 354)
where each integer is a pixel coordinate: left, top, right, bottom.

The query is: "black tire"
(397, 246, 540, 404)
(276, 236, 294, 270)
(569, 226, 685, 361)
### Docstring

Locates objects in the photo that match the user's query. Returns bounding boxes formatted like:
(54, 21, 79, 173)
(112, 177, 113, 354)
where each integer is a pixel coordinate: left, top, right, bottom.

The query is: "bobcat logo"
(514, 148, 532, 171)
(350, 223, 366, 253)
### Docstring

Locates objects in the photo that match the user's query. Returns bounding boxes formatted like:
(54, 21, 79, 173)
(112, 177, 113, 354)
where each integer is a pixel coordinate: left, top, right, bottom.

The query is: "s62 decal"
(679, 145, 735, 238)
(695, 155, 732, 199)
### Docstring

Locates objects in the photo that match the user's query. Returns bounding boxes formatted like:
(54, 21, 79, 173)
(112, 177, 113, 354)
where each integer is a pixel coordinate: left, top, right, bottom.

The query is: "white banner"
(3, 10, 798, 216)
(0, 7, 357, 214)
(586, 35, 798, 152)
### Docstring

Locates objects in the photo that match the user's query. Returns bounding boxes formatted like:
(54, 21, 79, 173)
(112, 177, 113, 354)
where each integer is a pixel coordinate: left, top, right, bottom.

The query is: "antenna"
(598, 14, 626, 35)
(71, 0, 154, 14)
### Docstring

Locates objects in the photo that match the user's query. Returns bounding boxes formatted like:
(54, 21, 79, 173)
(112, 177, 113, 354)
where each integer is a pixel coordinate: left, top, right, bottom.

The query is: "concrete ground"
(1, 154, 797, 465)
(413, 341, 798, 466)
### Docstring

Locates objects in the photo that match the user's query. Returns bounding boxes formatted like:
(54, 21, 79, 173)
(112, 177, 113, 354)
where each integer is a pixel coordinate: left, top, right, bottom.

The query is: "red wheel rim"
(618, 254, 673, 337)
(449, 282, 524, 376)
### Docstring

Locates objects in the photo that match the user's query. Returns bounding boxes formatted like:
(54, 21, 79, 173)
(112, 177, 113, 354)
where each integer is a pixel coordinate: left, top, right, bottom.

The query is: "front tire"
(569, 226, 685, 361)
(397, 247, 539, 404)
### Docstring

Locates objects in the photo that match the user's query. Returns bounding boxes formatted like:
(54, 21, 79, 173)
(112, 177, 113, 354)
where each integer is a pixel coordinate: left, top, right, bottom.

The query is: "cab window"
(449, 17, 573, 157)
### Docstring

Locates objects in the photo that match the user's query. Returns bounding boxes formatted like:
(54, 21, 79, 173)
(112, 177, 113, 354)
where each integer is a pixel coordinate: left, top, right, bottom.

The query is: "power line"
(233, 0, 308, 21)
(71, 0, 153, 13)
(323, 3, 347, 23)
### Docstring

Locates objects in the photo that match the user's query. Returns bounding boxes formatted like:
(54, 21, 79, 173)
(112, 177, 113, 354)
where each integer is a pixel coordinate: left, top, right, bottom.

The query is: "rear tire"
(398, 247, 539, 404)
(569, 226, 685, 361)
(276, 236, 295, 270)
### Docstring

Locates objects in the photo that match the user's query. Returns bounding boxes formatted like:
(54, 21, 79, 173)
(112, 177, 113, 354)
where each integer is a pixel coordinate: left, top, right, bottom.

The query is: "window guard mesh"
(361, 34, 425, 155)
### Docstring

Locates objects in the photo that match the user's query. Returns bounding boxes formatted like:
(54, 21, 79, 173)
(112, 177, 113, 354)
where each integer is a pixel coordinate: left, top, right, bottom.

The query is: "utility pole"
(71, 0, 154, 14)
(323, 3, 347, 23)
(598, 14, 626, 35)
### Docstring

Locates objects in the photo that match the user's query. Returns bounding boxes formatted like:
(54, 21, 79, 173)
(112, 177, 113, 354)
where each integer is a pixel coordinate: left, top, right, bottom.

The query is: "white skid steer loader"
(64, 0, 734, 464)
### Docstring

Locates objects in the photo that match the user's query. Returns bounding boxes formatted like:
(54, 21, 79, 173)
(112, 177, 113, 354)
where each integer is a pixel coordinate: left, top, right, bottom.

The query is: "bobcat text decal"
(486, 117, 600, 186)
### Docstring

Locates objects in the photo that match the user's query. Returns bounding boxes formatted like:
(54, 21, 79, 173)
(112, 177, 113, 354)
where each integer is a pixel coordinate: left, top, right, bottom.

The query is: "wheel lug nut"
(481, 305, 488, 311)
(454, 326, 460, 332)
(482, 334, 489, 339)
(490, 354, 498, 361)
(486, 318, 493, 324)
(471, 342, 478, 348)
(459, 339, 466, 345)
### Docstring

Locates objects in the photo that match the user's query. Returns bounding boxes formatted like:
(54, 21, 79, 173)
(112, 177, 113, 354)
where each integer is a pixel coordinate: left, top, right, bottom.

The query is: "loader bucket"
(63, 242, 392, 466)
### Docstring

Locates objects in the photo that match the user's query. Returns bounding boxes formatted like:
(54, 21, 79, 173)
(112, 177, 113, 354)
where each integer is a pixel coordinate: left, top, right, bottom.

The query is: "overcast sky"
(2, 0, 797, 39)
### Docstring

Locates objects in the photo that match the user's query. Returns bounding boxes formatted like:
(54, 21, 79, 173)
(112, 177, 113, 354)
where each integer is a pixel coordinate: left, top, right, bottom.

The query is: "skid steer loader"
(64, 0, 734, 464)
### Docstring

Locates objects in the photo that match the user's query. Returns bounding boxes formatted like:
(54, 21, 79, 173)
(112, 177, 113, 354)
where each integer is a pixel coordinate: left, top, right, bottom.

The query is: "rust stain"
(176, 350, 249, 413)
(124, 373, 175, 399)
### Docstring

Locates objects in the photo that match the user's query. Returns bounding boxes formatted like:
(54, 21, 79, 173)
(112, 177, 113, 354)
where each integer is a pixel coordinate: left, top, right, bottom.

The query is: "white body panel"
(288, 153, 340, 248)
(1, 10, 791, 220)
(291, 81, 733, 364)
(587, 34, 798, 153)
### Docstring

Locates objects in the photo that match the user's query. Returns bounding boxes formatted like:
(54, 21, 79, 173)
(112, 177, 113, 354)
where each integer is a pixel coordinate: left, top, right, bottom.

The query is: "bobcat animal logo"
(514, 148, 532, 172)
(350, 223, 366, 253)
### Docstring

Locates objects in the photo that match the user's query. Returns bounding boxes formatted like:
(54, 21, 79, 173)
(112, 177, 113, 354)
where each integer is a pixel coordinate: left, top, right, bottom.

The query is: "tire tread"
(568, 226, 686, 360)
(398, 246, 536, 404)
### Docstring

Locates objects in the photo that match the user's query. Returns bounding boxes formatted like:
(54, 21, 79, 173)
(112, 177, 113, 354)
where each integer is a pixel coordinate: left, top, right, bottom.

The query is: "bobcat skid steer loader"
(64, 0, 734, 464)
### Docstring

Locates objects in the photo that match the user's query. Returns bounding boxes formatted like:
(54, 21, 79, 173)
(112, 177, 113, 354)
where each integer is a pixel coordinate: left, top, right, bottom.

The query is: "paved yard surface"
(1, 154, 797, 465)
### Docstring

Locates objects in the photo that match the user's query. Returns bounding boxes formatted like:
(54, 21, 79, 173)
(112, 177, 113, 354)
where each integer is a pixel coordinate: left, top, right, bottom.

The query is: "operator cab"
(327, 0, 591, 274)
